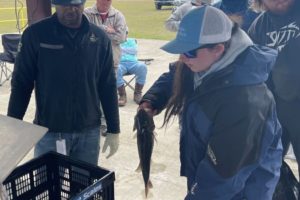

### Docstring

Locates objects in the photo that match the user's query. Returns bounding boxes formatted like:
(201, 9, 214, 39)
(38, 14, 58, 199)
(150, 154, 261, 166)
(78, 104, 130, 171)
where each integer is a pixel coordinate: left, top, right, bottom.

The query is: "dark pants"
(276, 97, 300, 178)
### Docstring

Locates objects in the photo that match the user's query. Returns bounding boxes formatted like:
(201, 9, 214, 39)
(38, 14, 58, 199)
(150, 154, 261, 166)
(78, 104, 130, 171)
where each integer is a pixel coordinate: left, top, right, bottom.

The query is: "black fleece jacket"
(8, 14, 120, 133)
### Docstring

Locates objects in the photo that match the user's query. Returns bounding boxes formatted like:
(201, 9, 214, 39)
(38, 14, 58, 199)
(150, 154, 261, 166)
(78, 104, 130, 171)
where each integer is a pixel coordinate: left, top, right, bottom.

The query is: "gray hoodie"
(194, 28, 253, 89)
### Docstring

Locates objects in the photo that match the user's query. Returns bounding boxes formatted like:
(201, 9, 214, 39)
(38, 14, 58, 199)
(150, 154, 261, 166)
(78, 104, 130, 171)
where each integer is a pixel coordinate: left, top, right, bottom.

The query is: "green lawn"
(0, 0, 176, 40)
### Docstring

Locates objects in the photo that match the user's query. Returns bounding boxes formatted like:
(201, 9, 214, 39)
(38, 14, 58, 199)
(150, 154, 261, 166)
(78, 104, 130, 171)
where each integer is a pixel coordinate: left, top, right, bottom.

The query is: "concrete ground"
(0, 38, 298, 199)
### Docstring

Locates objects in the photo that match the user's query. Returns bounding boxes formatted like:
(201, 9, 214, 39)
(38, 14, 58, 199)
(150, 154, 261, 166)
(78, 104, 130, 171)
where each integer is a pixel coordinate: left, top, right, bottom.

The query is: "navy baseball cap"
(161, 6, 233, 54)
(52, 0, 86, 5)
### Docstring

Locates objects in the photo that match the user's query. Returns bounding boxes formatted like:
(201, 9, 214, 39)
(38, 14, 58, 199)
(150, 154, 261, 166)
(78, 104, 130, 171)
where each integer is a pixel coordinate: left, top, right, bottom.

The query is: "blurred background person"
(165, 0, 211, 32)
(84, 0, 127, 71)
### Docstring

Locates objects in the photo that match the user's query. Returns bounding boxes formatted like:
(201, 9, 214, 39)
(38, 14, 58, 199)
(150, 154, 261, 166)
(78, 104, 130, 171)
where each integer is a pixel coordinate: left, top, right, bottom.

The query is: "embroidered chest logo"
(89, 33, 98, 42)
(266, 21, 300, 52)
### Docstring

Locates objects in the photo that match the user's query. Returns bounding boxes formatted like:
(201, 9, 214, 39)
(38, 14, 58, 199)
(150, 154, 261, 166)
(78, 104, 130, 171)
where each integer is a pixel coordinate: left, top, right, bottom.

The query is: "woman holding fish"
(139, 6, 282, 200)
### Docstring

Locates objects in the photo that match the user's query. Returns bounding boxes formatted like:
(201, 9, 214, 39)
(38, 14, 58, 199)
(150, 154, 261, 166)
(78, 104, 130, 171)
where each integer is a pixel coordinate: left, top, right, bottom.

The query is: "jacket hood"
(194, 28, 278, 89)
(228, 44, 278, 86)
(194, 44, 278, 91)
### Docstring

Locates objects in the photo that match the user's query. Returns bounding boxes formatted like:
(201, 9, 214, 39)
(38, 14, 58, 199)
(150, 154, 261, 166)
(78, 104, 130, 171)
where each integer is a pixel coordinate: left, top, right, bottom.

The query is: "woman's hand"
(138, 101, 158, 116)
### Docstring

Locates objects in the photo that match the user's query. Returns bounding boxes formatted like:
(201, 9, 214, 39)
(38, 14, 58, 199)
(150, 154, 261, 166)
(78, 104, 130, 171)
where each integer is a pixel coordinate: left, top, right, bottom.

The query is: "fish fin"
(148, 180, 153, 188)
(135, 162, 141, 172)
(145, 180, 153, 197)
(132, 132, 137, 139)
(145, 186, 149, 197)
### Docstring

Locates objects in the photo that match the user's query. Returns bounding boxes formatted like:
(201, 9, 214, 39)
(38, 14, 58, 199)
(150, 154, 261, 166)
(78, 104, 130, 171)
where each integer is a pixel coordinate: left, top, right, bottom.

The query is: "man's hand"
(102, 133, 119, 158)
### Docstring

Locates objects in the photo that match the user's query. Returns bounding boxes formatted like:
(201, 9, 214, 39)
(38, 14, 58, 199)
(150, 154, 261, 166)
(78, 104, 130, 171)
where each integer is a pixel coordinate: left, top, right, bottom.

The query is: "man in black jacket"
(249, 0, 300, 177)
(7, 0, 120, 165)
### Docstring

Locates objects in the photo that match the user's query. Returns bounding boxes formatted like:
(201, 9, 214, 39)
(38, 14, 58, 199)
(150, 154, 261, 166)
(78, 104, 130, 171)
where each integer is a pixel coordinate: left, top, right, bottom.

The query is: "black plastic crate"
(3, 151, 115, 200)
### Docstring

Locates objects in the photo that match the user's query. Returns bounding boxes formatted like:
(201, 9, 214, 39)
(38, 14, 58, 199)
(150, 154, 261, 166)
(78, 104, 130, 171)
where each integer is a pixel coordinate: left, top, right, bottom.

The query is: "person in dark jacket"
(248, 0, 300, 178)
(213, 0, 259, 31)
(7, 0, 120, 165)
(139, 6, 282, 199)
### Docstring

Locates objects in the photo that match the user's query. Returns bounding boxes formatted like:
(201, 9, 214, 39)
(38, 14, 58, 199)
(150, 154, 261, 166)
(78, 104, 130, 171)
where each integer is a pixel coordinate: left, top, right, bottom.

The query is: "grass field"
(0, 0, 176, 40)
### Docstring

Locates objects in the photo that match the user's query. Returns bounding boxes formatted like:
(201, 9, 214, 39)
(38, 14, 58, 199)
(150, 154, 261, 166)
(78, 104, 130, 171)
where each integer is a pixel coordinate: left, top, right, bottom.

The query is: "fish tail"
(135, 162, 141, 172)
(145, 186, 149, 197)
(145, 180, 153, 197)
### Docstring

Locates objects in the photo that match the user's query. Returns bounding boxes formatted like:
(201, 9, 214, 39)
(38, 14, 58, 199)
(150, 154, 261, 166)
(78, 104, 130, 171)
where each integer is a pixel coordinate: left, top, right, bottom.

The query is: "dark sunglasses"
(183, 44, 216, 58)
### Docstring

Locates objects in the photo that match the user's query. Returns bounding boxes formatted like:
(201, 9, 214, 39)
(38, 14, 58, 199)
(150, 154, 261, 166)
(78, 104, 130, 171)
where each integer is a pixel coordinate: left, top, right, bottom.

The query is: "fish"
(133, 108, 155, 197)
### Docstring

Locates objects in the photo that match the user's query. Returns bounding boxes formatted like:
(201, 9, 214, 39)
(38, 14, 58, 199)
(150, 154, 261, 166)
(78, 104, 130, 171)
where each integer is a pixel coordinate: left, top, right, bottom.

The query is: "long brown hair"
(162, 61, 191, 127)
(162, 23, 239, 127)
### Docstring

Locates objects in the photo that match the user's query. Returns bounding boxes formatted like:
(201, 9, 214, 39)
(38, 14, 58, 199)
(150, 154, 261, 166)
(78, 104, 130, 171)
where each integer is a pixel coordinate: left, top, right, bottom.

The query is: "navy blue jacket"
(142, 45, 282, 199)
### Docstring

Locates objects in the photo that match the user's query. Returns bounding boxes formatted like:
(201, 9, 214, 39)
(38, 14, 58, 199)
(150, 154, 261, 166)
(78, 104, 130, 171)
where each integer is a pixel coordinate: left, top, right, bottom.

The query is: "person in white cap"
(165, 0, 211, 32)
(139, 6, 282, 199)
(7, 0, 120, 165)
